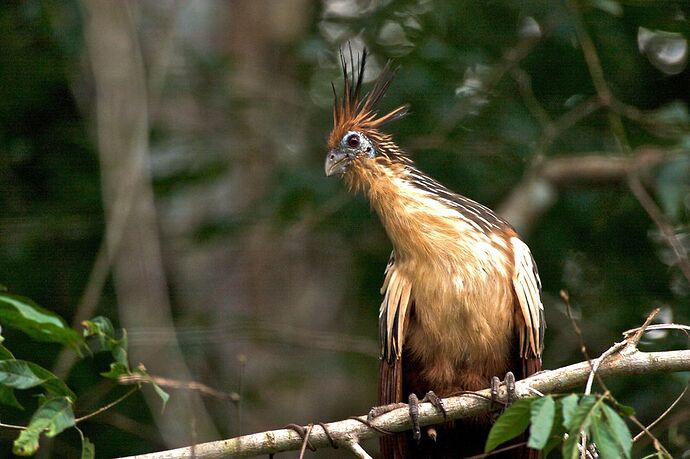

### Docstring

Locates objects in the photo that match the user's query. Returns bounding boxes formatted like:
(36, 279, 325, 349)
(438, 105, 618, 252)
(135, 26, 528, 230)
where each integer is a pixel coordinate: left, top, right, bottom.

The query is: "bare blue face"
(324, 131, 376, 176)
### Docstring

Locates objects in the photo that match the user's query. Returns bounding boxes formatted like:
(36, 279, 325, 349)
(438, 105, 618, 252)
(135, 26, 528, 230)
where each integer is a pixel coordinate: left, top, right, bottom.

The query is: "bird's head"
(325, 48, 409, 184)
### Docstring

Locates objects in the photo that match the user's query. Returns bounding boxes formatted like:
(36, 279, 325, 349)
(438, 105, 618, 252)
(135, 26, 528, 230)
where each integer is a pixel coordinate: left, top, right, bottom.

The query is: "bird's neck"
(346, 161, 462, 260)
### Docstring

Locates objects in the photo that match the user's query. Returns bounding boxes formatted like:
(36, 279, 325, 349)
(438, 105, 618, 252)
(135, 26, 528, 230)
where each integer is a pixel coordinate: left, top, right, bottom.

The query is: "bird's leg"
(409, 391, 447, 443)
(490, 371, 517, 416)
(505, 371, 516, 405)
(368, 391, 447, 443)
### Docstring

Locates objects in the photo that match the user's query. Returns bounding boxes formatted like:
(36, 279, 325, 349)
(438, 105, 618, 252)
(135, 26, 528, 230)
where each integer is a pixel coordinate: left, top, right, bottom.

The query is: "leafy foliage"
(0, 293, 83, 351)
(486, 394, 636, 458)
(12, 397, 75, 456)
(0, 289, 168, 457)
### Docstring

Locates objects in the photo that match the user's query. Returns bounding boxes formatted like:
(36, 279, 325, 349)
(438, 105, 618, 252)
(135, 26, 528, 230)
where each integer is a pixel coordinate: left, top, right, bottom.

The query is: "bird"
(324, 48, 544, 458)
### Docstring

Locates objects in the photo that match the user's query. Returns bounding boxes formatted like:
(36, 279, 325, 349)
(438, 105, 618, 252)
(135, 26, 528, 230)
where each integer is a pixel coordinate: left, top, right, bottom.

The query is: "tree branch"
(119, 348, 690, 459)
(498, 147, 668, 235)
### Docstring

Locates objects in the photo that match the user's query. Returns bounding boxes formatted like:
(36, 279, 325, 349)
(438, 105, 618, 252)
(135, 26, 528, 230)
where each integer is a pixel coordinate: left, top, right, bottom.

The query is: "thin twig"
(75, 387, 139, 424)
(510, 67, 551, 130)
(626, 308, 661, 349)
(623, 323, 690, 338)
(628, 414, 673, 457)
(585, 308, 662, 396)
(298, 424, 314, 459)
(464, 441, 529, 458)
(561, 290, 593, 363)
(628, 172, 690, 285)
(633, 381, 689, 442)
(0, 422, 26, 430)
(584, 341, 627, 396)
(118, 374, 240, 402)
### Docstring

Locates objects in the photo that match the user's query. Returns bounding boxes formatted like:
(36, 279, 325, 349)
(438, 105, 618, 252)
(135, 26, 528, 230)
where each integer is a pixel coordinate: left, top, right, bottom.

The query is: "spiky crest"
(328, 46, 409, 151)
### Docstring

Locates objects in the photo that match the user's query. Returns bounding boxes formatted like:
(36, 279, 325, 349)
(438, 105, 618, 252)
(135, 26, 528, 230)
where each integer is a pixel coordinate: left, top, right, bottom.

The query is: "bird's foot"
(367, 402, 407, 421)
(368, 392, 446, 443)
(490, 371, 516, 416)
(409, 391, 447, 443)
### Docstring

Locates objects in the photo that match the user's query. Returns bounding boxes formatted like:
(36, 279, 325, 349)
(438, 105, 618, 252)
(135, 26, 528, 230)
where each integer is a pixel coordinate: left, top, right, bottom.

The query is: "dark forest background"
(1, 0, 689, 457)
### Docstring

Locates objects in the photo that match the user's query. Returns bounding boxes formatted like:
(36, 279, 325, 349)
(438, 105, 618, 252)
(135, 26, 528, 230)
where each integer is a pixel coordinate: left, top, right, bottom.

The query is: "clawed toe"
(490, 371, 517, 413)
(367, 402, 406, 422)
(504, 371, 516, 405)
(369, 391, 447, 443)
(409, 391, 447, 443)
(421, 391, 447, 419)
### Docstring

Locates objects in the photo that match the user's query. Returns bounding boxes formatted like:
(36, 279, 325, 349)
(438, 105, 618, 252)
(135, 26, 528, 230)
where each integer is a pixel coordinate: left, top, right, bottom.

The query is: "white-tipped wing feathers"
(511, 237, 544, 359)
(379, 252, 412, 362)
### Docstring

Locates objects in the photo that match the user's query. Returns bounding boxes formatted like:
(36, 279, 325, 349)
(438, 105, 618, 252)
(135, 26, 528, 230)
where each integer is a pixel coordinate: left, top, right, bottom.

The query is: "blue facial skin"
(324, 131, 375, 176)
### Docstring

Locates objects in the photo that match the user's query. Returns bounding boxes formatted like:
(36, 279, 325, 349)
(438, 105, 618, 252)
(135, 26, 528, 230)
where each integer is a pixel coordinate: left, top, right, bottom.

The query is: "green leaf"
(656, 156, 690, 220)
(543, 434, 563, 457)
(0, 360, 76, 401)
(0, 343, 15, 359)
(83, 316, 129, 371)
(101, 362, 129, 379)
(615, 402, 635, 417)
(562, 431, 585, 459)
(131, 367, 170, 411)
(77, 427, 95, 459)
(561, 394, 579, 430)
(602, 404, 632, 458)
(0, 384, 23, 409)
(0, 293, 83, 350)
(543, 400, 566, 457)
(485, 398, 533, 452)
(590, 0, 622, 16)
(529, 395, 555, 449)
(567, 395, 597, 433)
(562, 395, 600, 459)
(12, 397, 75, 456)
(591, 414, 620, 459)
(648, 100, 690, 125)
(151, 380, 170, 411)
(0, 359, 46, 389)
(82, 316, 115, 339)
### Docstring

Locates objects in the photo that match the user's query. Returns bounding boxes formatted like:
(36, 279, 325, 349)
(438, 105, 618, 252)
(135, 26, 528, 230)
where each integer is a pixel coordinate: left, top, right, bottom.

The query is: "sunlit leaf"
(0, 293, 83, 350)
(12, 397, 75, 456)
(528, 395, 555, 449)
(82, 316, 115, 339)
(0, 360, 76, 401)
(485, 398, 532, 452)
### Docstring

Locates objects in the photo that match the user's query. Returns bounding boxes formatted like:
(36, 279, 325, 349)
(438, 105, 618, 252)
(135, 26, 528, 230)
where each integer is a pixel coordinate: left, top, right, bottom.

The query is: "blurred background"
(1, 0, 689, 457)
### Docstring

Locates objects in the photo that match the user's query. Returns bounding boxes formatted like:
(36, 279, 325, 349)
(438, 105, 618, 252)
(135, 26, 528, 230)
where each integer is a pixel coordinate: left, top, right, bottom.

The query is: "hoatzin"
(324, 49, 544, 458)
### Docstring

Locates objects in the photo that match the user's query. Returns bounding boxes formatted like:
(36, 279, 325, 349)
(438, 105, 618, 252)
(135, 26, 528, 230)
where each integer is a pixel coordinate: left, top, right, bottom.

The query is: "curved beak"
(324, 149, 350, 177)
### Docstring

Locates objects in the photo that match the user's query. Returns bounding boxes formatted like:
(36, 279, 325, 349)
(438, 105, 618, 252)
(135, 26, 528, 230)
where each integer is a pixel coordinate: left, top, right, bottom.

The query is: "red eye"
(346, 134, 360, 148)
